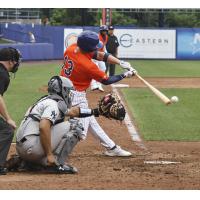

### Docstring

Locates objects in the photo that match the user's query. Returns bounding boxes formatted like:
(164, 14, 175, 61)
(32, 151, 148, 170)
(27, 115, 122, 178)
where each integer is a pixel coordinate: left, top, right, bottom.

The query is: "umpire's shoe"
(47, 164, 78, 174)
(0, 166, 7, 175)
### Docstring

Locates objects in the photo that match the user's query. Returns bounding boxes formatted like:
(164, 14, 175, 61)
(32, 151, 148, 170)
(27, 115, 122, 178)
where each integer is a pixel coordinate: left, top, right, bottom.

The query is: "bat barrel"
(136, 74, 171, 105)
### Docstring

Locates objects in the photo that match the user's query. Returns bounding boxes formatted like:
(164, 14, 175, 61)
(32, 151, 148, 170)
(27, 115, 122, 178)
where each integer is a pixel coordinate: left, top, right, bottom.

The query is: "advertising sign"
(115, 29, 176, 59)
(64, 28, 83, 52)
(177, 28, 200, 59)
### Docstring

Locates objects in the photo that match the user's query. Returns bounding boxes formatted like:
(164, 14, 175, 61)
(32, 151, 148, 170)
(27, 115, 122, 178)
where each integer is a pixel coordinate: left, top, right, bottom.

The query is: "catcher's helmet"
(48, 76, 74, 107)
(77, 31, 103, 52)
(99, 25, 108, 32)
(0, 47, 22, 73)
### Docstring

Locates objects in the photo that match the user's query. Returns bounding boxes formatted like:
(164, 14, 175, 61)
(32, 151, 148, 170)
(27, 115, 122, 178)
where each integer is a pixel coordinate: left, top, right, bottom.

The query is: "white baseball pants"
(72, 90, 116, 149)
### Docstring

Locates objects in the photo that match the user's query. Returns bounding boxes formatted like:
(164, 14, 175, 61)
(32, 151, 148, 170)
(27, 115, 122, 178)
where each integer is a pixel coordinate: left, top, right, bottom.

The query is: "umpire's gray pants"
(16, 121, 71, 166)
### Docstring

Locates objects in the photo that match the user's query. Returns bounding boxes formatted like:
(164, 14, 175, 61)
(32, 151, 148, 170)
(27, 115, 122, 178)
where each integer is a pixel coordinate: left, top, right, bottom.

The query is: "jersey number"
(62, 55, 74, 77)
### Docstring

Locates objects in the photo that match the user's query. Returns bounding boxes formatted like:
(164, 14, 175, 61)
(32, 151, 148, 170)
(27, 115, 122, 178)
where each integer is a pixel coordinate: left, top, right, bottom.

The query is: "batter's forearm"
(107, 54, 120, 64)
(96, 52, 120, 64)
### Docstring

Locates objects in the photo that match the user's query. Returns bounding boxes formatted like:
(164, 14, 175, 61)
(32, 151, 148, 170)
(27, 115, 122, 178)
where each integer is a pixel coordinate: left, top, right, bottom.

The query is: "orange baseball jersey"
(98, 33, 108, 52)
(60, 44, 108, 91)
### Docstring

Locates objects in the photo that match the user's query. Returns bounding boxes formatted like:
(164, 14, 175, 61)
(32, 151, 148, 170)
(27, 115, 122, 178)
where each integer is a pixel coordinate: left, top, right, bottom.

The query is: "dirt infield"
(1, 78, 200, 190)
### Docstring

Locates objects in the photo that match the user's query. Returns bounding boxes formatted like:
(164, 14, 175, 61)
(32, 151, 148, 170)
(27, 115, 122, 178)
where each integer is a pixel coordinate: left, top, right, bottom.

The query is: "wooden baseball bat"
(136, 74, 171, 105)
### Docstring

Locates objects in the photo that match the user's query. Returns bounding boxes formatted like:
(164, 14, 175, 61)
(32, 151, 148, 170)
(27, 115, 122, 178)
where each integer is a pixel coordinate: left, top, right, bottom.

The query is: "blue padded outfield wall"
(0, 24, 99, 60)
(0, 43, 54, 60)
(1, 23, 200, 60)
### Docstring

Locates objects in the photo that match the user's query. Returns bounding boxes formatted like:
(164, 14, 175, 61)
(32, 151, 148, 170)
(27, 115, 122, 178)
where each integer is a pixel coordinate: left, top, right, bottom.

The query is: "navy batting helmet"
(77, 31, 103, 52)
(99, 25, 108, 32)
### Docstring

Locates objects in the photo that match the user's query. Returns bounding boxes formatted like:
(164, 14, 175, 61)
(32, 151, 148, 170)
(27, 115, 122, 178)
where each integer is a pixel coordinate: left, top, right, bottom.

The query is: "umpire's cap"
(99, 25, 108, 32)
(77, 31, 103, 52)
(0, 47, 21, 62)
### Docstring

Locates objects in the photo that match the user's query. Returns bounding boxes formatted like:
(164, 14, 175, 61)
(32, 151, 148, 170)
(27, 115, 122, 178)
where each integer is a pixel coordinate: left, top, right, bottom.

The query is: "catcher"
(7, 76, 125, 174)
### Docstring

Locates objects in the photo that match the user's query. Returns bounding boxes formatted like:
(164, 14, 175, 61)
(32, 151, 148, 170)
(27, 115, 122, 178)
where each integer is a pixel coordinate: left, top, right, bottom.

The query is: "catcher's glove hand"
(97, 93, 126, 121)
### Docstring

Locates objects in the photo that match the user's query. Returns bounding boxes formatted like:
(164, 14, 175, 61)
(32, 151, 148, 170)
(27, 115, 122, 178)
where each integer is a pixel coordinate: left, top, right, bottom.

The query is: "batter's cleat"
(91, 81, 99, 91)
(104, 145, 132, 157)
(0, 166, 7, 175)
(91, 86, 99, 91)
(46, 164, 78, 174)
(98, 84, 104, 92)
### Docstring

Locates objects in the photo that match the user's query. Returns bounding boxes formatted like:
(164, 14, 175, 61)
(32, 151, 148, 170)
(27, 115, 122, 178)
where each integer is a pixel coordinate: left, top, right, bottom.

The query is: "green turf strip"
(3, 61, 200, 142)
(122, 88, 200, 141)
(116, 60, 200, 77)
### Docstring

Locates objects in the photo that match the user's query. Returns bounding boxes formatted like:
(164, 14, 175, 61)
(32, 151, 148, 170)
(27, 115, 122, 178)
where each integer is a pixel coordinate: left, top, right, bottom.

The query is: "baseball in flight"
(170, 96, 179, 103)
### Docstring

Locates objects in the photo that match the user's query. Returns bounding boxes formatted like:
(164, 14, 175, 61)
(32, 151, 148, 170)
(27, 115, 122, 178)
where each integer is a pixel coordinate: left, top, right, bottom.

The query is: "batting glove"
(119, 60, 133, 71)
(123, 69, 137, 78)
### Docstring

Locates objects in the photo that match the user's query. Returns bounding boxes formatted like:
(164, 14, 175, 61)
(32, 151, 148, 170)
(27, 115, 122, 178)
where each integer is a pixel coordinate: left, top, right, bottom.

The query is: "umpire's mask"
(0, 47, 22, 73)
(48, 76, 74, 107)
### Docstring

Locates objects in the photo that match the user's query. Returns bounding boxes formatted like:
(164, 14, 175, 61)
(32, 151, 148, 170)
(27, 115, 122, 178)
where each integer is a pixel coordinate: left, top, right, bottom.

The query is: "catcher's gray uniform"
(16, 95, 83, 166)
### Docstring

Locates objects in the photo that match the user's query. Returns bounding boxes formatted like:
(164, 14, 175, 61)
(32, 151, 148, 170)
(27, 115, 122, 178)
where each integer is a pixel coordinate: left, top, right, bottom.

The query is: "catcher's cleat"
(5, 154, 23, 171)
(104, 145, 132, 157)
(46, 164, 78, 174)
(6, 155, 45, 172)
(0, 166, 7, 175)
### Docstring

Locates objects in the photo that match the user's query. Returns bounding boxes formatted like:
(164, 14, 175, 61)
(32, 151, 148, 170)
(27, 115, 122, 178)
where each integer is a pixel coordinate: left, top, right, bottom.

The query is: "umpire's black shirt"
(0, 63, 10, 96)
(106, 34, 119, 55)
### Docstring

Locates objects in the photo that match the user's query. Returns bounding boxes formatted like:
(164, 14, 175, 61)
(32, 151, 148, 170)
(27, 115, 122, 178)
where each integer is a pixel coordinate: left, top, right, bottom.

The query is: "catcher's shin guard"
(54, 133, 79, 165)
(54, 119, 84, 165)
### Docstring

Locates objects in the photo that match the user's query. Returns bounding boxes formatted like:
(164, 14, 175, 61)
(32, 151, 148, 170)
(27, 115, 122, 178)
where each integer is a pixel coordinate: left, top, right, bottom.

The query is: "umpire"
(0, 47, 21, 175)
(106, 25, 119, 76)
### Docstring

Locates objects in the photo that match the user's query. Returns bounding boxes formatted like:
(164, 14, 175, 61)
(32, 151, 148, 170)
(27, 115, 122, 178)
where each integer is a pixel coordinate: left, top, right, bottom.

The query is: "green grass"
(4, 62, 61, 126)
(122, 88, 200, 141)
(3, 60, 200, 142)
(116, 60, 200, 77)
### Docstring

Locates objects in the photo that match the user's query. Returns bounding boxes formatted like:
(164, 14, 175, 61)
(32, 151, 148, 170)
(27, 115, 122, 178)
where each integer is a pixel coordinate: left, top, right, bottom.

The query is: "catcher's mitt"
(98, 93, 126, 121)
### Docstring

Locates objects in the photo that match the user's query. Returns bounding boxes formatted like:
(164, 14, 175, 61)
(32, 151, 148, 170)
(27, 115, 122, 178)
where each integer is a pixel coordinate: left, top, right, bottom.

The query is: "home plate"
(144, 160, 181, 165)
(112, 84, 129, 88)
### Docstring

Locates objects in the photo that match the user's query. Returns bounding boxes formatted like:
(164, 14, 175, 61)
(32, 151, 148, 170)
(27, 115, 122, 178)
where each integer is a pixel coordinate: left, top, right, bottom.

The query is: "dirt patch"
(38, 85, 48, 93)
(1, 78, 200, 189)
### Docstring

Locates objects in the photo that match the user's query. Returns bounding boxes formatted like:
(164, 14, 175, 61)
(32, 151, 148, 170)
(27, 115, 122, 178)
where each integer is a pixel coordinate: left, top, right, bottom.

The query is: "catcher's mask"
(0, 47, 22, 73)
(48, 76, 74, 107)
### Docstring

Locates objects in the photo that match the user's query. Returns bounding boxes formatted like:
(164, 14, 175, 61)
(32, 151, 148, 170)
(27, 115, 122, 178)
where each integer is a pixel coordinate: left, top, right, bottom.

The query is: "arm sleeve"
(101, 74, 125, 85)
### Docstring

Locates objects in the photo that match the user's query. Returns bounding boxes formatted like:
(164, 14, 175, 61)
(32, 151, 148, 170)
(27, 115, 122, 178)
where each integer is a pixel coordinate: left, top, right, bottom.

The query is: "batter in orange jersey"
(60, 43, 108, 91)
(60, 30, 136, 157)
